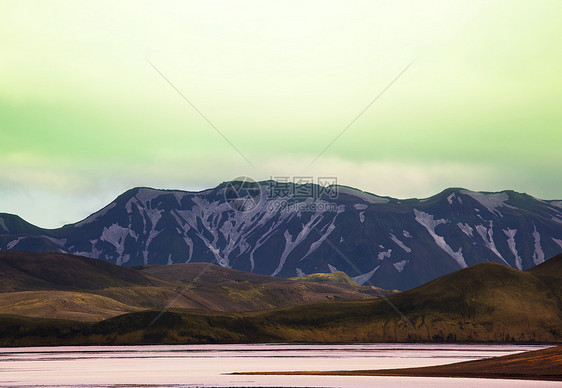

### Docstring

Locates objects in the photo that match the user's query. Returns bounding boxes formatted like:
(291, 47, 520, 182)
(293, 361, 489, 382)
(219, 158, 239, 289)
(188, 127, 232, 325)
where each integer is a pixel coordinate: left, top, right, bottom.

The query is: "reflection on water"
(0, 343, 556, 387)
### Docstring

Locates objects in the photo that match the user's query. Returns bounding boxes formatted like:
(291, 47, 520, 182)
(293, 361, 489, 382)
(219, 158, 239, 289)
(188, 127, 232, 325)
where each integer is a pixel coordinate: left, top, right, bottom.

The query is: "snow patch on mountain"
(359, 212, 365, 223)
(44, 236, 67, 247)
(475, 222, 509, 265)
(390, 233, 411, 253)
(352, 265, 380, 285)
(145, 208, 163, 231)
(180, 195, 289, 269)
(135, 188, 161, 205)
(7, 237, 23, 250)
(532, 224, 545, 265)
(118, 254, 131, 265)
(337, 187, 389, 204)
(377, 249, 392, 261)
(459, 190, 516, 215)
(303, 218, 338, 258)
(447, 193, 455, 205)
(173, 192, 185, 206)
(552, 238, 562, 249)
(101, 224, 138, 262)
(403, 230, 412, 238)
(77, 239, 104, 260)
(273, 230, 296, 276)
(328, 264, 338, 273)
(169, 211, 194, 262)
(75, 203, 116, 227)
(183, 236, 194, 262)
(239, 241, 251, 255)
(144, 229, 161, 262)
(101, 224, 132, 247)
(0, 218, 7, 232)
(393, 260, 408, 272)
(295, 268, 305, 276)
(457, 222, 474, 237)
(249, 227, 277, 271)
(272, 214, 324, 276)
(414, 209, 467, 268)
(125, 197, 138, 214)
(353, 204, 368, 210)
(503, 228, 522, 270)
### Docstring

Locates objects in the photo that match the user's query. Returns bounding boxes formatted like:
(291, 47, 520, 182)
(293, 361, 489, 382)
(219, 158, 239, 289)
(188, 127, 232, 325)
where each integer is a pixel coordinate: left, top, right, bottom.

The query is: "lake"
(0, 343, 556, 387)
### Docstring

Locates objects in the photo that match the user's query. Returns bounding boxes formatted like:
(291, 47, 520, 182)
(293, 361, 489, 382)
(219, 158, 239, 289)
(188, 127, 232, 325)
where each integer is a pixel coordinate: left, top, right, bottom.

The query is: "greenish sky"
(1, 0, 561, 227)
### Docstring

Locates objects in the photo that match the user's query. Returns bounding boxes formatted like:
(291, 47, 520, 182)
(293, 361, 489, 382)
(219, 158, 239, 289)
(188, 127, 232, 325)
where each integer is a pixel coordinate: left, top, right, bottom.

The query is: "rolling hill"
(288, 271, 359, 286)
(0, 251, 384, 321)
(0, 251, 159, 292)
(0, 252, 560, 345)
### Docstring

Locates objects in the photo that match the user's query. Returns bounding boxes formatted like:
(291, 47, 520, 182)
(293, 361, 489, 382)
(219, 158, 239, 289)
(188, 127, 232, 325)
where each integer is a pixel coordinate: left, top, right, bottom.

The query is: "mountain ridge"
(1, 183, 561, 290)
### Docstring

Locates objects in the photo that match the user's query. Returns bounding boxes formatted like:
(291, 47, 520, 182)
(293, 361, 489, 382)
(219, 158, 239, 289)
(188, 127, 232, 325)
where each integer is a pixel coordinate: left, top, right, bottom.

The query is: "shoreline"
(0, 340, 558, 349)
(233, 344, 562, 381)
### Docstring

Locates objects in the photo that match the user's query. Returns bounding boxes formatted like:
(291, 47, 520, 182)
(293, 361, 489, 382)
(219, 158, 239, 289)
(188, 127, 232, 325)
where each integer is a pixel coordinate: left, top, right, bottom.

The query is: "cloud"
(252, 156, 497, 199)
(1, 149, 559, 228)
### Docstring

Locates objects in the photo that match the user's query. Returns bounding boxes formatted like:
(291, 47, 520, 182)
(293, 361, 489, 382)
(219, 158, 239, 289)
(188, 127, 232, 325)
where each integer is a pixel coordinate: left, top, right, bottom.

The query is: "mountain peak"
(1, 184, 561, 291)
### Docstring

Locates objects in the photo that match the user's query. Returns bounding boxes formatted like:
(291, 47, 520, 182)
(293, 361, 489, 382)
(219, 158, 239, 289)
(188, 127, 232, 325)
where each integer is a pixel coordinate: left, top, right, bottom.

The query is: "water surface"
(0, 343, 556, 387)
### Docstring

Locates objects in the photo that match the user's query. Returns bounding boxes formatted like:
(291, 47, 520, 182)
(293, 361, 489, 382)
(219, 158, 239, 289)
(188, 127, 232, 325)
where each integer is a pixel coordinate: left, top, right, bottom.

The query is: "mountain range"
(1, 181, 561, 290)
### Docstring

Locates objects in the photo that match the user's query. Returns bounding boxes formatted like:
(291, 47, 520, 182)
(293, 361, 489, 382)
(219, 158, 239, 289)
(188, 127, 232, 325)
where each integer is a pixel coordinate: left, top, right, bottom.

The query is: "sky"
(1, 0, 561, 228)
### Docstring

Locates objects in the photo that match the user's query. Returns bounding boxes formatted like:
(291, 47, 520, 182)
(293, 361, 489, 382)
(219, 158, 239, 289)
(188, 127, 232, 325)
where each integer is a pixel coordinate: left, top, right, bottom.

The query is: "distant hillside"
(1, 252, 560, 345)
(0, 251, 158, 292)
(0, 252, 382, 321)
(1, 184, 561, 290)
(527, 252, 562, 300)
(289, 272, 359, 286)
(134, 262, 282, 285)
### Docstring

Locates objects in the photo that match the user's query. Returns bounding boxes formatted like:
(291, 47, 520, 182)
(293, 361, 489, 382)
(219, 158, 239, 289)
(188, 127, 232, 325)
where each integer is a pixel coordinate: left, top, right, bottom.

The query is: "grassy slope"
(0, 252, 381, 322)
(288, 272, 359, 286)
(136, 263, 383, 312)
(0, 251, 159, 291)
(0, 254, 560, 346)
(0, 291, 143, 322)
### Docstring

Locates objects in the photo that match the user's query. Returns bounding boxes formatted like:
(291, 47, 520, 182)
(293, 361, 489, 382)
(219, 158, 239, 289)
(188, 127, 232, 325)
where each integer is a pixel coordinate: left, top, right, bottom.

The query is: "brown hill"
(1, 252, 561, 346)
(0, 252, 382, 321)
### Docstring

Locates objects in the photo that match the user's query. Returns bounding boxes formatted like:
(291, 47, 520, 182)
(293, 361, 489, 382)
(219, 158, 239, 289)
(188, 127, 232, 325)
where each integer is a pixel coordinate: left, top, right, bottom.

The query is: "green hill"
(289, 272, 359, 286)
